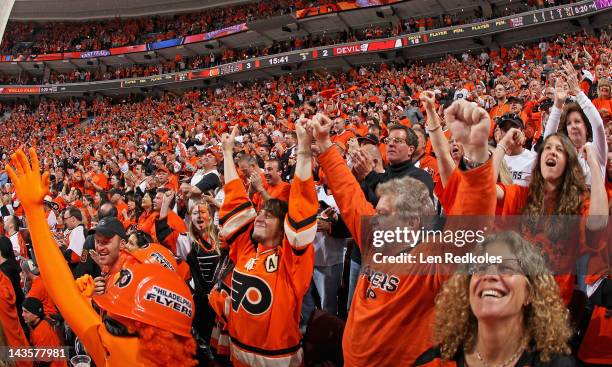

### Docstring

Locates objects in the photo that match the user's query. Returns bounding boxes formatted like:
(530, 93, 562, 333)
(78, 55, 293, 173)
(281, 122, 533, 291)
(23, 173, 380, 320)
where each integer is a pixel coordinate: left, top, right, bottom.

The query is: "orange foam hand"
(5, 148, 50, 212)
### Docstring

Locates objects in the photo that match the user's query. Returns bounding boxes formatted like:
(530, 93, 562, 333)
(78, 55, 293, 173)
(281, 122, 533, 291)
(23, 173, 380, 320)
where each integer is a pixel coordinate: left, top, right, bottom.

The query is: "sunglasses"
(93, 301, 138, 338)
(103, 314, 139, 338)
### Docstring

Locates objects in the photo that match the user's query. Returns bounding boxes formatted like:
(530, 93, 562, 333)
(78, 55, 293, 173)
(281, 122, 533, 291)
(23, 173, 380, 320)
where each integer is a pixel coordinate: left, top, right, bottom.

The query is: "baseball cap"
(357, 134, 380, 146)
(496, 113, 524, 130)
(22, 297, 45, 319)
(95, 217, 127, 240)
(507, 96, 524, 105)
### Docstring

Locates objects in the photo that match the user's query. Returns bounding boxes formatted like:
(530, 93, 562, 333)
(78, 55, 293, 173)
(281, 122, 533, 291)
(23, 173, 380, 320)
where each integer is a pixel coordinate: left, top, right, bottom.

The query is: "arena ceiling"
(9, 0, 253, 20)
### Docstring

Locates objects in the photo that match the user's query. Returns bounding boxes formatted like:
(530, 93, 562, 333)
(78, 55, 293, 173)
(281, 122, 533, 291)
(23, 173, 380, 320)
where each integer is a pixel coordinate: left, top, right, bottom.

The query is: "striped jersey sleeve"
(283, 176, 318, 249)
(219, 178, 257, 245)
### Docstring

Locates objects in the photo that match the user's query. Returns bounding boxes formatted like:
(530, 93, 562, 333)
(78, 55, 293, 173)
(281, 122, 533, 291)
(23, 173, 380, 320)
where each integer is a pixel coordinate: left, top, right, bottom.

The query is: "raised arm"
(584, 143, 609, 230)
(493, 128, 526, 201)
(311, 113, 376, 249)
(218, 126, 256, 245)
(222, 125, 240, 184)
(543, 76, 567, 139)
(283, 116, 317, 251)
(6, 149, 106, 366)
(420, 91, 454, 186)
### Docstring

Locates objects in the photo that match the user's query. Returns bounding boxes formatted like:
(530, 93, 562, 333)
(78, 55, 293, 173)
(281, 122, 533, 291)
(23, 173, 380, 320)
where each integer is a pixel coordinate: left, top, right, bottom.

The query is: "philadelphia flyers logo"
(115, 268, 133, 288)
(231, 270, 273, 315)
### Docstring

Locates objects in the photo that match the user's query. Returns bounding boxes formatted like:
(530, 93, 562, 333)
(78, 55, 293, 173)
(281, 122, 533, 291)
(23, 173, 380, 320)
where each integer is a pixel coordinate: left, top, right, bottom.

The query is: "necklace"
(245, 248, 276, 271)
(474, 342, 524, 367)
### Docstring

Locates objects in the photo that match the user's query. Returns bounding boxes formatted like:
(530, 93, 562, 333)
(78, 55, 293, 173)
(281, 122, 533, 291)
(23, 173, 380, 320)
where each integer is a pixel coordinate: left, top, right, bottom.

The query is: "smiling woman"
(415, 231, 575, 367)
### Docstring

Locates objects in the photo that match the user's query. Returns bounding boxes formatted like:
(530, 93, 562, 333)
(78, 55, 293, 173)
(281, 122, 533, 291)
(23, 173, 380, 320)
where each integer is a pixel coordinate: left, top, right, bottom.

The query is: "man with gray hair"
(309, 97, 496, 366)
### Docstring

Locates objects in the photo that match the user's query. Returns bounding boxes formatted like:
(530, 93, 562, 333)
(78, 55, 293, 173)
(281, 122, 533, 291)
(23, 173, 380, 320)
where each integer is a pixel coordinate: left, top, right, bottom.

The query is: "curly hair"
(432, 232, 572, 363)
(135, 321, 198, 367)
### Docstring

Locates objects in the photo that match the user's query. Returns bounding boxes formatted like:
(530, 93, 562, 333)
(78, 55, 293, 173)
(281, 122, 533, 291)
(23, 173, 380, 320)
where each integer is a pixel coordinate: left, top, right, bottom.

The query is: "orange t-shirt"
(488, 103, 510, 139)
(27, 277, 58, 317)
(593, 97, 612, 115)
(0, 272, 32, 367)
(317, 148, 496, 366)
(115, 200, 129, 223)
(29, 320, 67, 367)
(332, 130, 356, 148)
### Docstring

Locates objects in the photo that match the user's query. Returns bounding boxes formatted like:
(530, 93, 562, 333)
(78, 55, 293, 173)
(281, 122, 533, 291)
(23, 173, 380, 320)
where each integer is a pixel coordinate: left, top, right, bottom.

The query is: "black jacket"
(415, 346, 576, 367)
(363, 159, 434, 206)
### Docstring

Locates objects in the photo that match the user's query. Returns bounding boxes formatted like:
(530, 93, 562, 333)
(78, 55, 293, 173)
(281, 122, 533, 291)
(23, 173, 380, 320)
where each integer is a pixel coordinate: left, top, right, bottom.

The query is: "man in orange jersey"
(218, 120, 317, 367)
(251, 158, 291, 211)
(331, 116, 356, 147)
(310, 96, 496, 366)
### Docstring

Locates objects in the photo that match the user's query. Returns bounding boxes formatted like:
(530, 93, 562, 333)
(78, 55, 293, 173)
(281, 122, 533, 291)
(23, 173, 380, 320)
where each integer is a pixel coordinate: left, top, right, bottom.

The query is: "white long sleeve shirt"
(543, 91, 607, 185)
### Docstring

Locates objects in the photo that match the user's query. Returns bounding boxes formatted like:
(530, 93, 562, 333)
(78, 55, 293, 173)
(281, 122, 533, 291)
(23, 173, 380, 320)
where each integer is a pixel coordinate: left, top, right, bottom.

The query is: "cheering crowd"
(0, 25, 611, 367)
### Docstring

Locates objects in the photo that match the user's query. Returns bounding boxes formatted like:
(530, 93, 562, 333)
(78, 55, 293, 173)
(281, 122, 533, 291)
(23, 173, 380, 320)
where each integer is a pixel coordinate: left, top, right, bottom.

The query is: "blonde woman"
(415, 231, 574, 367)
(176, 200, 223, 351)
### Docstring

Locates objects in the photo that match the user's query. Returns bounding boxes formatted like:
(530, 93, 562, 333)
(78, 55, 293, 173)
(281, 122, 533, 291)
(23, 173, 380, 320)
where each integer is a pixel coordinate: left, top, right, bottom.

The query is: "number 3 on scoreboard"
(246, 62, 251, 69)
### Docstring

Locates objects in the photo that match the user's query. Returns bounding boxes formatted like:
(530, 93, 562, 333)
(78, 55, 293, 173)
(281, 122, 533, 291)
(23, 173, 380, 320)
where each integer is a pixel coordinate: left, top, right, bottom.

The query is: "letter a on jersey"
(231, 270, 273, 315)
(265, 253, 279, 273)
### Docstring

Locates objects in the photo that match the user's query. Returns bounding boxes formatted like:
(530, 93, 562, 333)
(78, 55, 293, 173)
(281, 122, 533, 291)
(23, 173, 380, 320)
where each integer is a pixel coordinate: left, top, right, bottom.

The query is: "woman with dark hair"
(494, 130, 608, 304)
(416, 232, 575, 367)
(543, 61, 607, 185)
(123, 192, 142, 229)
(0, 236, 27, 333)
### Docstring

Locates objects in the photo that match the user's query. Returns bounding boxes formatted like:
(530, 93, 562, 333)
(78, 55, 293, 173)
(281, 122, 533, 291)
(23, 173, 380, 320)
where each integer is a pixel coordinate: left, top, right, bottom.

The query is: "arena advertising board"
(0, 0, 605, 95)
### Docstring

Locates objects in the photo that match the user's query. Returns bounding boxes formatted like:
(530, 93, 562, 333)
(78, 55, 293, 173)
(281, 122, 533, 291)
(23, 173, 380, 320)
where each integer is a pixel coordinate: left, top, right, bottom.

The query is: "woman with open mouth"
(415, 231, 575, 367)
(175, 199, 224, 363)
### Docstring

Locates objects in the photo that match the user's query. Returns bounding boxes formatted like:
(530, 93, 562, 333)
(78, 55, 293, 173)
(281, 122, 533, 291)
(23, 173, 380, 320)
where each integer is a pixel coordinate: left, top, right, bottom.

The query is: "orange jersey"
(252, 181, 291, 211)
(218, 175, 317, 367)
(317, 148, 496, 366)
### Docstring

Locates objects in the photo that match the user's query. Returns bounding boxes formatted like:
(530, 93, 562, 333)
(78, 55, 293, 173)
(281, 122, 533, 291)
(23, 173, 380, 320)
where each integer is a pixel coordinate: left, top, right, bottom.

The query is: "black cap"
(22, 297, 45, 319)
(497, 113, 524, 129)
(507, 96, 524, 105)
(357, 134, 380, 146)
(109, 188, 125, 197)
(95, 217, 127, 240)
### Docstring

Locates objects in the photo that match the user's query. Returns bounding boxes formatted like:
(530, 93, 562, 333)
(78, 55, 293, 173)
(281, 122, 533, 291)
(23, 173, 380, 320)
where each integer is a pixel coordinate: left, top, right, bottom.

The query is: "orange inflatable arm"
(6, 148, 106, 366)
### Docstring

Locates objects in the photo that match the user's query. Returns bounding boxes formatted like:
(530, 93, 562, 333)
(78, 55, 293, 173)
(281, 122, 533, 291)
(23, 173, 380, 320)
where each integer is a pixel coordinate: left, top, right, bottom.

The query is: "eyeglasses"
(383, 137, 407, 145)
(468, 258, 524, 276)
(63, 215, 73, 220)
